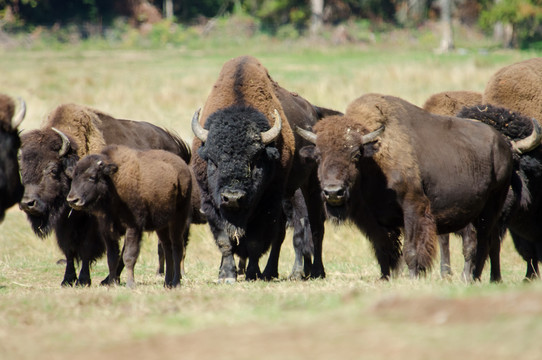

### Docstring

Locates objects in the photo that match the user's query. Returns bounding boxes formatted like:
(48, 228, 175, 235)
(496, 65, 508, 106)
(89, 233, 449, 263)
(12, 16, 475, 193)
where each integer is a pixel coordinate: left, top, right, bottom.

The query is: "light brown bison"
(19, 103, 192, 286)
(423, 90, 482, 117)
(483, 57, 542, 122)
(191, 55, 340, 282)
(297, 93, 538, 281)
(0, 94, 25, 221)
(67, 145, 192, 288)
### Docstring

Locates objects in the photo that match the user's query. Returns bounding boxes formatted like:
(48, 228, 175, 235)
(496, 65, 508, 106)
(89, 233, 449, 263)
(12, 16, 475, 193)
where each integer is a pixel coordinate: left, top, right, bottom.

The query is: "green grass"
(1, 42, 542, 359)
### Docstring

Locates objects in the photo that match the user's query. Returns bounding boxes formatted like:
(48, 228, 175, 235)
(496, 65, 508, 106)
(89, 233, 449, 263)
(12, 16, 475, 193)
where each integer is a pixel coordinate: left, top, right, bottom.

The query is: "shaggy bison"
(67, 145, 192, 288)
(191, 55, 340, 282)
(0, 95, 25, 222)
(297, 93, 538, 281)
(19, 104, 191, 286)
(423, 90, 482, 117)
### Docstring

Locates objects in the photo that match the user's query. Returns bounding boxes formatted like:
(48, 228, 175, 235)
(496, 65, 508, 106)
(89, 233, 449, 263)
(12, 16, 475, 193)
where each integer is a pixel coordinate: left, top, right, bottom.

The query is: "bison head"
(0, 96, 25, 221)
(19, 128, 79, 237)
(298, 116, 384, 221)
(66, 154, 118, 213)
(192, 105, 281, 235)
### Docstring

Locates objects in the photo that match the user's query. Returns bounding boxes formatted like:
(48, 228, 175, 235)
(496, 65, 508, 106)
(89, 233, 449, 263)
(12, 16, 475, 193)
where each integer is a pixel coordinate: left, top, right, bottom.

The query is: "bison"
(0, 94, 25, 222)
(67, 145, 192, 288)
(191, 55, 340, 282)
(457, 104, 542, 281)
(297, 93, 538, 281)
(422, 90, 483, 280)
(19, 103, 192, 286)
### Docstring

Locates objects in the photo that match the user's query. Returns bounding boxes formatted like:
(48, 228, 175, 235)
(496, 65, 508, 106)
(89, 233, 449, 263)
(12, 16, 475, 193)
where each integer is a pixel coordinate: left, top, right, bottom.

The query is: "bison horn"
(261, 109, 282, 144)
(12, 97, 26, 129)
(295, 126, 317, 144)
(191, 108, 208, 143)
(361, 126, 385, 144)
(51, 127, 71, 157)
(511, 118, 542, 154)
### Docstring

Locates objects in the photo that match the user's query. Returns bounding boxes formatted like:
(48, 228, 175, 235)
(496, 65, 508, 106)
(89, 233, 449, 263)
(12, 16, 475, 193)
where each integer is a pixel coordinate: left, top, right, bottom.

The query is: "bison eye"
(89, 176, 97, 182)
(351, 150, 361, 162)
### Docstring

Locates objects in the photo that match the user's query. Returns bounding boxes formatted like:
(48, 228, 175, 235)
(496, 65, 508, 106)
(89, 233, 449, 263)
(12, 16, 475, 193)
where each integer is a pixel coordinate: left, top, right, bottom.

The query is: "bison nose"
(323, 185, 346, 206)
(20, 195, 43, 215)
(66, 194, 83, 210)
(220, 189, 246, 209)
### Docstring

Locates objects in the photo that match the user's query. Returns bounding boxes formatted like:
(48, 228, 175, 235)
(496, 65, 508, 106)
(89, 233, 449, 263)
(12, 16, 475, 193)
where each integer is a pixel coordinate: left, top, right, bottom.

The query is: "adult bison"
(67, 145, 193, 288)
(458, 104, 542, 280)
(422, 90, 483, 279)
(297, 93, 537, 281)
(191, 55, 339, 282)
(0, 95, 25, 222)
(19, 103, 191, 286)
(481, 57, 542, 279)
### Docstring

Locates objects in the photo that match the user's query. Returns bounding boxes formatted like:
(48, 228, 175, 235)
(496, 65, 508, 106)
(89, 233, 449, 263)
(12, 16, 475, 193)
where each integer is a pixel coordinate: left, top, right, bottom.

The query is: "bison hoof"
(61, 276, 77, 287)
(216, 277, 236, 284)
(288, 270, 306, 281)
(76, 278, 91, 287)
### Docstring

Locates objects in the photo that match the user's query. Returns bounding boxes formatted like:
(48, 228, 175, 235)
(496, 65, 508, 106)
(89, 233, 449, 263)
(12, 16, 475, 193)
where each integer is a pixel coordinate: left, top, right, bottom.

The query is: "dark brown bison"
(422, 90, 483, 280)
(481, 57, 542, 279)
(297, 93, 537, 281)
(67, 145, 192, 288)
(458, 104, 542, 281)
(19, 103, 191, 286)
(191, 55, 340, 282)
(0, 95, 25, 221)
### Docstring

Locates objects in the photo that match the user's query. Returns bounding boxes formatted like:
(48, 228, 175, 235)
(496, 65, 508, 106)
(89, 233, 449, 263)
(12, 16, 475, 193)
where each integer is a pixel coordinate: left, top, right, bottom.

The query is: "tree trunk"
(310, 0, 324, 38)
(164, 0, 174, 19)
(438, 0, 454, 53)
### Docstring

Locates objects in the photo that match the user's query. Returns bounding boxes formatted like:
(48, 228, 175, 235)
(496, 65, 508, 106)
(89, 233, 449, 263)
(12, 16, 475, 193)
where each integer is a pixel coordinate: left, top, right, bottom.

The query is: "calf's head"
(192, 105, 281, 233)
(19, 128, 79, 237)
(298, 116, 384, 221)
(66, 153, 118, 213)
(0, 96, 25, 221)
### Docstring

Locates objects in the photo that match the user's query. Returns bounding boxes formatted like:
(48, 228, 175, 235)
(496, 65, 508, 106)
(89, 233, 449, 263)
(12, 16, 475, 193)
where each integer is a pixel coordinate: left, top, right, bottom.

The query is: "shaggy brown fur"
(68, 145, 192, 288)
(423, 91, 482, 116)
(483, 58, 542, 123)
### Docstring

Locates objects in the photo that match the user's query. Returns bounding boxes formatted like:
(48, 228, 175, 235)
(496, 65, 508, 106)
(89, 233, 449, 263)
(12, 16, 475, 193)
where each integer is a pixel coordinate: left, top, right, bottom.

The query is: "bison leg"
(76, 260, 92, 287)
(100, 229, 122, 286)
(123, 228, 142, 288)
(165, 218, 187, 288)
(157, 242, 165, 276)
(365, 226, 402, 280)
(261, 211, 287, 281)
(402, 199, 438, 277)
(438, 234, 452, 278)
(460, 225, 477, 282)
(303, 182, 326, 279)
(510, 232, 540, 281)
(216, 231, 237, 283)
(61, 254, 77, 287)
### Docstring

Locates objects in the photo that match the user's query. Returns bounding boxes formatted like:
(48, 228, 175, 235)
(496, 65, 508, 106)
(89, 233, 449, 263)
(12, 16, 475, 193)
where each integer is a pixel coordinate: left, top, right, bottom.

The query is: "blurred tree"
(438, 0, 454, 52)
(164, 0, 174, 19)
(310, 0, 323, 37)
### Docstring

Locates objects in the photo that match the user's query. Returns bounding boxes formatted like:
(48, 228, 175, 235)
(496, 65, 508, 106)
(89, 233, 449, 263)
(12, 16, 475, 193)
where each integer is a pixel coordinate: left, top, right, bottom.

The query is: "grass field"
(1, 41, 542, 359)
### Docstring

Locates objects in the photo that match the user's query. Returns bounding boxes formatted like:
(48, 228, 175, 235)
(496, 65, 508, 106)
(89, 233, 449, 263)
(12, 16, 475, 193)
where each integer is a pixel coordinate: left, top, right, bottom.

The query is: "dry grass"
(1, 44, 542, 359)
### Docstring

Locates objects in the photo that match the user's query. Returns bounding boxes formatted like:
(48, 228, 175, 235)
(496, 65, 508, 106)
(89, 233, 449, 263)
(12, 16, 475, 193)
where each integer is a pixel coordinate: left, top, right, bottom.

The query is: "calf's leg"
(123, 228, 142, 289)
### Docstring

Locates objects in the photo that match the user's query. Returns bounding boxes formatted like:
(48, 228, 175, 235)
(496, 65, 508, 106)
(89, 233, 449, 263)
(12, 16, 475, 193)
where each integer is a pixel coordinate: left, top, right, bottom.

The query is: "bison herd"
(2, 55, 542, 288)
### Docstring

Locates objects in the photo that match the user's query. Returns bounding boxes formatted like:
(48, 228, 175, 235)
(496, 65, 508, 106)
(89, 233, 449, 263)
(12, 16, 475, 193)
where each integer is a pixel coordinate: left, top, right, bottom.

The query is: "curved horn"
(261, 109, 282, 144)
(12, 97, 26, 129)
(295, 126, 317, 144)
(361, 126, 385, 144)
(51, 127, 71, 157)
(511, 118, 542, 154)
(191, 108, 208, 143)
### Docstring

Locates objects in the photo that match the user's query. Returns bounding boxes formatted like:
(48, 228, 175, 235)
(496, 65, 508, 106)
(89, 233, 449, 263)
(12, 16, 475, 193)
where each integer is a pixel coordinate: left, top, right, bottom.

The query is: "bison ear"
(299, 145, 317, 162)
(265, 146, 280, 161)
(103, 163, 118, 176)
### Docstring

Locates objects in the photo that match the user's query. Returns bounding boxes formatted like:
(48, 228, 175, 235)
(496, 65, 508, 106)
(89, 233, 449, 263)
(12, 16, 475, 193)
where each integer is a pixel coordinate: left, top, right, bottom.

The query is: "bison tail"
(404, 204, 437, 274)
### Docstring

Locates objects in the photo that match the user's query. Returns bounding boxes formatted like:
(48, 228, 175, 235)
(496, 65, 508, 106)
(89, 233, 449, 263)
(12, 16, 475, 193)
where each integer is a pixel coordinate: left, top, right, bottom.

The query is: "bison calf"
(67, 145, 192, 288)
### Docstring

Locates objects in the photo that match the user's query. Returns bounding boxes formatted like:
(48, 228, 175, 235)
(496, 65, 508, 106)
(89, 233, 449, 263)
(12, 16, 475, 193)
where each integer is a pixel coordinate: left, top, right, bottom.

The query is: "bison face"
(0, 127, 23, 221)
(19, 129, 79, 237)
(298, 117, 383, 222)
(67, 154, 118, 213)
(196, 106, 281, 233)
